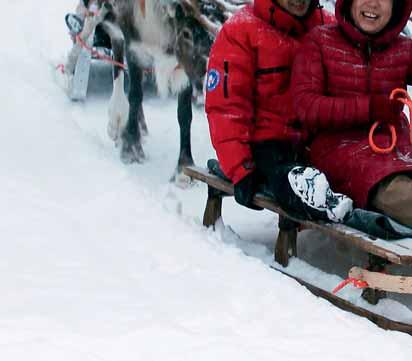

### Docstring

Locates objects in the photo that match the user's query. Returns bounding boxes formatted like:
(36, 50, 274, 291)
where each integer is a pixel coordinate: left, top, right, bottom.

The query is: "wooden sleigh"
(184, 165, 412, 335)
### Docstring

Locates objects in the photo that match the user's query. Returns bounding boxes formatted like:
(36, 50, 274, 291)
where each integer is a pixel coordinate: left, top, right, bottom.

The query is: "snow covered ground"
(1, 1, 412, 360)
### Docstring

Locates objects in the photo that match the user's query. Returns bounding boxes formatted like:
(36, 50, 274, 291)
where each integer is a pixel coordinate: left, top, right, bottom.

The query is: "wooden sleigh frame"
(184, 165, 412, 335)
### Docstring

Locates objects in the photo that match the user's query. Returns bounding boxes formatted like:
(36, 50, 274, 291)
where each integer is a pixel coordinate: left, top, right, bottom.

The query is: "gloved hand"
(370, 95, 403, 124)
(234, 171, 263, 211)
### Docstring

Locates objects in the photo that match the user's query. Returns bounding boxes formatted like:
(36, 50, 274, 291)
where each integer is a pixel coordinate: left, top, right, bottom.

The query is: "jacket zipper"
(223, 61, 229, 98)
(366, 41, 372, 94)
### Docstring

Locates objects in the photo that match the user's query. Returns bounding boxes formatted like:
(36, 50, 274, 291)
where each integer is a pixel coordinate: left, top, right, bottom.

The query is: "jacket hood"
(253, 0, 321, 35)
(335, 0, 412, 48)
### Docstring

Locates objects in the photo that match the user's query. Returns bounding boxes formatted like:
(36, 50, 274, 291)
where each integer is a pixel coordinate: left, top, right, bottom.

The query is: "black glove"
(234, 172, 263, 211)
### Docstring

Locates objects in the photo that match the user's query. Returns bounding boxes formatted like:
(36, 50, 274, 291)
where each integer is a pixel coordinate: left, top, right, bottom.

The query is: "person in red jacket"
(205, 0, 353, 223)
(292, 0, 412, 226)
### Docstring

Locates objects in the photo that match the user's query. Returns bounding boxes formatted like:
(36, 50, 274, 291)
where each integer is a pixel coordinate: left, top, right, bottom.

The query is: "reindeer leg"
(103, 23, 129, 147)
(139, 94, 149, 136)
(171, 83, 194, 183)
(120, 45, 145, 164)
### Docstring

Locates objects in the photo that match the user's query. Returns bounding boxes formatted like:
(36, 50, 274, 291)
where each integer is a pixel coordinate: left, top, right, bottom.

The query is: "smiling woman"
(292, 0, 412, 226)
(351, 0, 393, 34)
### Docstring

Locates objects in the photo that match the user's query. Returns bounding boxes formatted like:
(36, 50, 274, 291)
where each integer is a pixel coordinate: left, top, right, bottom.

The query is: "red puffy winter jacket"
(292, 0, 412, 208)
(205, 0, 332, 184)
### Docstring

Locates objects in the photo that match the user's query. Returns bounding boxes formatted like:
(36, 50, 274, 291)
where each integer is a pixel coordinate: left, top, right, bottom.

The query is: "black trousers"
(251, 141, 325, 222)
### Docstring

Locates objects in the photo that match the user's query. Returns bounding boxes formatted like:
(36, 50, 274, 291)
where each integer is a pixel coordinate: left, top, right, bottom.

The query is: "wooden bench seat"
(183, 166, 412, 267)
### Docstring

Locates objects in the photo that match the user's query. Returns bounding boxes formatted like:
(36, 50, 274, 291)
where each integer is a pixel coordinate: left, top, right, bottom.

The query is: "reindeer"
(67, 0, 247, 181)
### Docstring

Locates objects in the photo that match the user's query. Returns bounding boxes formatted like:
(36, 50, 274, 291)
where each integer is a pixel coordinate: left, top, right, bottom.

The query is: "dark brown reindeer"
(73, 0, 248, 182)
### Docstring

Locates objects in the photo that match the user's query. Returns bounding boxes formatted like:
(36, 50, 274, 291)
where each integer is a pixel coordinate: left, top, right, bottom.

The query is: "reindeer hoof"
(120, 138, 145, 164)
(121, 144, 145, 164)
(108, 113, 128, 143)
(108, 118, 120, 143)
(140, 123, 149, 137)
(170, 164, 195, 188)
(172, 173, 195, 189)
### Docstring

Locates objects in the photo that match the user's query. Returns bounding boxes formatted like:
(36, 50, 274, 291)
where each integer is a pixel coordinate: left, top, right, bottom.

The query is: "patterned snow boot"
(288, 166, 353, 223)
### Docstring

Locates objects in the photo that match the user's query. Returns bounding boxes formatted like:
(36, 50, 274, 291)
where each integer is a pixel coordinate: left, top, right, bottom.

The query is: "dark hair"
(387, 1, 404, 31)
(273, 0, 320, 19)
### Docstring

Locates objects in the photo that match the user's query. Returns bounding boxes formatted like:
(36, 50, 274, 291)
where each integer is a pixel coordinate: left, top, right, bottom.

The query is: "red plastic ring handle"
(368, 121, 397, 154)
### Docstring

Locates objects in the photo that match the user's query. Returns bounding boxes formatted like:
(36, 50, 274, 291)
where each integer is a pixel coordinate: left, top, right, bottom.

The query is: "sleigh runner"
(183, 165, 412, 335)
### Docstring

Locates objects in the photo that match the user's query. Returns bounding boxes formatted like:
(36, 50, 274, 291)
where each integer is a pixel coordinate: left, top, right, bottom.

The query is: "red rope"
(72, 34, 156, 74)
(332, 278, 369, 294)
(75, 34, 127, 70)
(139, 0, 146, 17)
(56, 63, 65, 74)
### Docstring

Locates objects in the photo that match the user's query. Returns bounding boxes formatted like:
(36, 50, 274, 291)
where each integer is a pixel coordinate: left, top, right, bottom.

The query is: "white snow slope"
(1, 1, 412, 360)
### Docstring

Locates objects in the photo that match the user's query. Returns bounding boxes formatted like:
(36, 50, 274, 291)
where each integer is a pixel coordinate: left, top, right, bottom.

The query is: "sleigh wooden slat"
(183, 166, 412, 266)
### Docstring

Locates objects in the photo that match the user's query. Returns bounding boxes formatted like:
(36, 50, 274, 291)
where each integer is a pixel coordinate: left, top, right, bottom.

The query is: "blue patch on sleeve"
(206, 69, 220, 92)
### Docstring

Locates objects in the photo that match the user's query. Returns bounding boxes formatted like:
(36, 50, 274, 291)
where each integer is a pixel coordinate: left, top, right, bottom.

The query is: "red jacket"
(205, 0, 332, 184)
(292, 0, 412, 208)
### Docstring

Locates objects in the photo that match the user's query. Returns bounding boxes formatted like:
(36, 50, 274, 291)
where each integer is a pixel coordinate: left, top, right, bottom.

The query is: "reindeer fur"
(72, 0, 244, 178)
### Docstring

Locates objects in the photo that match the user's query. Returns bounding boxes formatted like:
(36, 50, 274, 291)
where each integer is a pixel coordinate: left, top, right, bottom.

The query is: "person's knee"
(370, 173, 412, 226)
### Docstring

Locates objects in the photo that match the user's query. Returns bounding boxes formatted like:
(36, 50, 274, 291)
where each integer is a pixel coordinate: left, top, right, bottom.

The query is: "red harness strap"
(75, 34, 126, 69)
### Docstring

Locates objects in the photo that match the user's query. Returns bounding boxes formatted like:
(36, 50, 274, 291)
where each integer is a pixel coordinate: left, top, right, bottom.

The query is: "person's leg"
(369, 173, 412, 226)
(252, 141, 353, 222)
(285, 166, 353, 222)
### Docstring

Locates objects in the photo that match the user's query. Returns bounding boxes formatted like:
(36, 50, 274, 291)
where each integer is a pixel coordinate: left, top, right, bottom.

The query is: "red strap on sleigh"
(332, 277, 369, 295)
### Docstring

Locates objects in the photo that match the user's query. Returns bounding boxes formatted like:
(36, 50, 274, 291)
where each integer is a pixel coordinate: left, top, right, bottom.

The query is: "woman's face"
(277, 0, 312, 17)
(350, 0, 393, 34)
